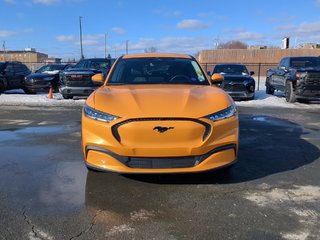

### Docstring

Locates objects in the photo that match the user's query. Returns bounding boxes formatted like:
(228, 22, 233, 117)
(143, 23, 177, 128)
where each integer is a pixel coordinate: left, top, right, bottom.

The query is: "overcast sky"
(1, 0, 320, 60)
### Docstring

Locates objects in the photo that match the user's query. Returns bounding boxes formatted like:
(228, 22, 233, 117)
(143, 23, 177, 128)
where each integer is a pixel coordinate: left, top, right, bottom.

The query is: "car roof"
(122, 53, 193, 59)
(214, 63, 246, 66)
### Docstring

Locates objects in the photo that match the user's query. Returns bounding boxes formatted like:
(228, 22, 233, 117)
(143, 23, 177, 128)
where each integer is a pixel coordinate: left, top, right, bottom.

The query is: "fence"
(200, 63, 278, 90)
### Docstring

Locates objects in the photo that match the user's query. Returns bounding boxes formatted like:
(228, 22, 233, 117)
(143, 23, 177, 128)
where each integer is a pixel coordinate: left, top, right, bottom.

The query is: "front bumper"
(60, 86, 96, 96)
(82, 114, 239, 173)
(295, 86, 320, 100)
(227, 91, 254, 99)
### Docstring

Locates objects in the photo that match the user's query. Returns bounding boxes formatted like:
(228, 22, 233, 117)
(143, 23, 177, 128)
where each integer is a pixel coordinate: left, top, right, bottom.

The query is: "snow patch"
(28, 229, 53, 240)
(130, 209, 156, 221)
(105, 224, 135, 237)
(244, 185, 320, 240)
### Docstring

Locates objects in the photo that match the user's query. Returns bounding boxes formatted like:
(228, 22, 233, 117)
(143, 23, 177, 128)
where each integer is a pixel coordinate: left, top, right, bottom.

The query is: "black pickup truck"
(59, 58, 115, 99)
(266, 56, 320, 103)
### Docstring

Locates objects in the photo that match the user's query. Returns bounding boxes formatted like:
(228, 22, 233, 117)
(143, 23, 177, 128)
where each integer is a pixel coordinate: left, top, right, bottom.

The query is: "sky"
(1, 0, 320, 60)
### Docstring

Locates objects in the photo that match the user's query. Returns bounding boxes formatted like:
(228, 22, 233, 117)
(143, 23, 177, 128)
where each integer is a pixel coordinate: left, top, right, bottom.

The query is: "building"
(300, 43, 320, 49)
(0, 48, 48, 70)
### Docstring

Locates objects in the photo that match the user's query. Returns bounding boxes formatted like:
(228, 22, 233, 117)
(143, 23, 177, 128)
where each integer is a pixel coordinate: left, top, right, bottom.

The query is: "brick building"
(0, 48, 48, 71)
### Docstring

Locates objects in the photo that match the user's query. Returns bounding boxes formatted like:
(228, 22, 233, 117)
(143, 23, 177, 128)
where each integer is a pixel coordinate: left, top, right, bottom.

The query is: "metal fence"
(200, 63, 278, 90)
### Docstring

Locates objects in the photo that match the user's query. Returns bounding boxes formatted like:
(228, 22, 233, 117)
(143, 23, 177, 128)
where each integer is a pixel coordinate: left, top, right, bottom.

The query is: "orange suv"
(82, 53, 239, 173)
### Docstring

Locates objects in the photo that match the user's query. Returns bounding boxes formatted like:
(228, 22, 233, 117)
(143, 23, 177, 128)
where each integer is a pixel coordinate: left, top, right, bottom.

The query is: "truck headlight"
(296, 72, 307, 79)
(84, 104, 119, 123)
(205, 103, 237, 122)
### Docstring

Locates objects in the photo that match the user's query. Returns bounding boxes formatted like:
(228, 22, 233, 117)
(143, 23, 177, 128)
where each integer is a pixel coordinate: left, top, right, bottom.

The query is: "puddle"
(252, 116, 267, 122)
(0, 126, 66, 142)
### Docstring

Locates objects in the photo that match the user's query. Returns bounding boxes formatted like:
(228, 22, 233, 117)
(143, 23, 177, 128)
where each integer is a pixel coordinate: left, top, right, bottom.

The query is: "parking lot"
(0, 104, 319, 240)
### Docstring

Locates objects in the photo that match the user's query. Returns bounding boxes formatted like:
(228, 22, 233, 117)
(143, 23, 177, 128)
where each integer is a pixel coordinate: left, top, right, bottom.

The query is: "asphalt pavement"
(0, 105, 319, 240)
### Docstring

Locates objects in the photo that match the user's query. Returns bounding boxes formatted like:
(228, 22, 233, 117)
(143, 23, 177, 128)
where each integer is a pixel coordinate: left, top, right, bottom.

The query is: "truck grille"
(65, 74, 93, 87)
(223, 84, 246, 92)
(306, 73, 320, 86)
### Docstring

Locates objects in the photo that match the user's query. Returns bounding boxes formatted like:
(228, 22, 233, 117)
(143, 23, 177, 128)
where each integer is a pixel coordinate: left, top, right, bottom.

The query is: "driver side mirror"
(279, 66, 287, 71)
(211, 73, 224, 84)
(91, 73, 105, 85)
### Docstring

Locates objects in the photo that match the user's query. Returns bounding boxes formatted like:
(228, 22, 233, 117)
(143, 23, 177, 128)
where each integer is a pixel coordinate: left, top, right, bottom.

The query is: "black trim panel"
(111, 118, 211, 142)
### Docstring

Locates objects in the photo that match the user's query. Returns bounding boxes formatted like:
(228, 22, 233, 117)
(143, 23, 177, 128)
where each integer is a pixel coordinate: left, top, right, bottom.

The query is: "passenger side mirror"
(279, 66, 286, 71)
(211, 73, 224, 84)
(207, 71, 212, 77)
(250, 71, 255, 76)
(91, 73, 105, 85)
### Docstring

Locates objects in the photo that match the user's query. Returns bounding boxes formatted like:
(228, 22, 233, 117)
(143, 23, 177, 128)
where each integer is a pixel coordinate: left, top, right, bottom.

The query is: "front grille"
(111, 118, 211, 142)
(223, 84, 246, 92)
(306, 73, 320, 86)
(65, 74, 93, 87)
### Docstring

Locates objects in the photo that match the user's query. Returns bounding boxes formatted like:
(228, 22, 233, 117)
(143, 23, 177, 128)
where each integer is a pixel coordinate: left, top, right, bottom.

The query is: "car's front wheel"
(285, 81, 296, 103)
(266, 79, 275, 95)
(62, 94, 73, 99)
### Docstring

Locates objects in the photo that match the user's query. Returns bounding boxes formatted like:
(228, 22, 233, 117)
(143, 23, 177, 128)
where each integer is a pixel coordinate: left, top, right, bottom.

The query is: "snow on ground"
(0, 89, 85, 107)
(0, 81, 319, 109)
(236, 78, 320, 109)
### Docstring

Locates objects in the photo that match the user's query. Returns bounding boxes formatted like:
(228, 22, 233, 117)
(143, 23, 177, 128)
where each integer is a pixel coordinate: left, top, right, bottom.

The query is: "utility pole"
(79, 16, 84, 60)
(126, 40, 129, 55)
(104, 33, 107, 58)
(2, 41, 6, 61)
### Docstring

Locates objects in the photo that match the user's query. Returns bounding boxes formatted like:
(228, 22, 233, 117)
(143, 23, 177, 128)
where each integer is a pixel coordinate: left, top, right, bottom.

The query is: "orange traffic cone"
(48, 87, 53, 99)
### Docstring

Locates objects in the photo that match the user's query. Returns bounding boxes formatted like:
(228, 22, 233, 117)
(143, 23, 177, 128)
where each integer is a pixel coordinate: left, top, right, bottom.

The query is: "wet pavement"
(0, 105, 319, 240)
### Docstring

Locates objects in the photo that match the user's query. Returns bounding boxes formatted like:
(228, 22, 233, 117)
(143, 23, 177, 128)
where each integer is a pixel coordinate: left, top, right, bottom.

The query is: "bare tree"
(144, 46, 158, 53)
(218, 41, 248, 49)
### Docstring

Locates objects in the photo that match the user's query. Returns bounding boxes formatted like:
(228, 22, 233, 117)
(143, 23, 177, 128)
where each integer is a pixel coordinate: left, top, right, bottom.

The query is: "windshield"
(37, 64, 65, 73)
(213, 65, 249, 76)
(290, 57, 320, 69)
(75, 59, 111, 70)
(107, 58, 209, 85)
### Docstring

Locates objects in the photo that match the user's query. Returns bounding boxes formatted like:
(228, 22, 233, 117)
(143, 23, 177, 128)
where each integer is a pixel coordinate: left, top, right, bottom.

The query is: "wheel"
(285, 81, 296, 103)
(62, 94, 73, 99)
(24, 88, 36, 94)
(266, 79, 275, 95)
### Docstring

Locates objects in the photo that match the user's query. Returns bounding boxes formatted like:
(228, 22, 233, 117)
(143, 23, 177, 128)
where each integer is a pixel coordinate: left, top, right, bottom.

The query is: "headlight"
(84, 104, 119, 123)
(296, 72, 307, 79)
(205, 103, 237, 122)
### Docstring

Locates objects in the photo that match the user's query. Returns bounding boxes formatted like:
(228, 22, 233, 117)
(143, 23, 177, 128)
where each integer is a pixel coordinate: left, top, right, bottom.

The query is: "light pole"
(126, 40, 129, 55)
(105, 33, 107, 58)
(79, 16, 84, 59)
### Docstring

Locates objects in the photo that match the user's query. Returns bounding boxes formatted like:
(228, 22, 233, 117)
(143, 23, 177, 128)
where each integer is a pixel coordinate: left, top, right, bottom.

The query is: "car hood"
(297, 67, 320, 73)
(63, 68, 102, 75)
(87, 85, 232, 118)
(26, 73, 56, 80)
(222, 75, 254, 83)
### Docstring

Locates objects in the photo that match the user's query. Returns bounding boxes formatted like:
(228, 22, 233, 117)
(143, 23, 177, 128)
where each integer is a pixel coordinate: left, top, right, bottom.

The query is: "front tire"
(266, 79, 275, 95)
(62, 94, 73, 99)
(285, 81, 296, 103)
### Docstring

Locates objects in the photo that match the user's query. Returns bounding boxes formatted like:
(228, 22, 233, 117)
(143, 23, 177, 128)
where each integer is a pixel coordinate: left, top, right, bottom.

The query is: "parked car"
(24, 64, 71, 94)
(59, 58, 115, 99)
(266, 56, 320, 103)
(211, 64, 255, 100)
(82, 53, 239, 173)
(0, 61, 31, 93)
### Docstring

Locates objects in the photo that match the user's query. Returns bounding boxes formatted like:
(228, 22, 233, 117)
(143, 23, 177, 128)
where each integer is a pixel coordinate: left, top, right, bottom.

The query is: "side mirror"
(207, 71, 212, 77)
(250, 71, 255, 76)
(211, 73, 224, 84)
(279, 66, 286, 71)
(91, 73, 104, 85)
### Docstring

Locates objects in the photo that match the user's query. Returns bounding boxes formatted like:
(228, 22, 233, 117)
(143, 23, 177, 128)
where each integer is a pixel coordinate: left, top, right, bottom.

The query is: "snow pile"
(0, 89, 85, 107)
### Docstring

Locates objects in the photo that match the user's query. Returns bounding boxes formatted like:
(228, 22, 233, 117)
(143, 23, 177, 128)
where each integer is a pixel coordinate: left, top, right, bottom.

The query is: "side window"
(284, 58, 290, 69)
(279, 58, 286, 68)
(5, 64, 15, 74)
(75, 60, 86, 68)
